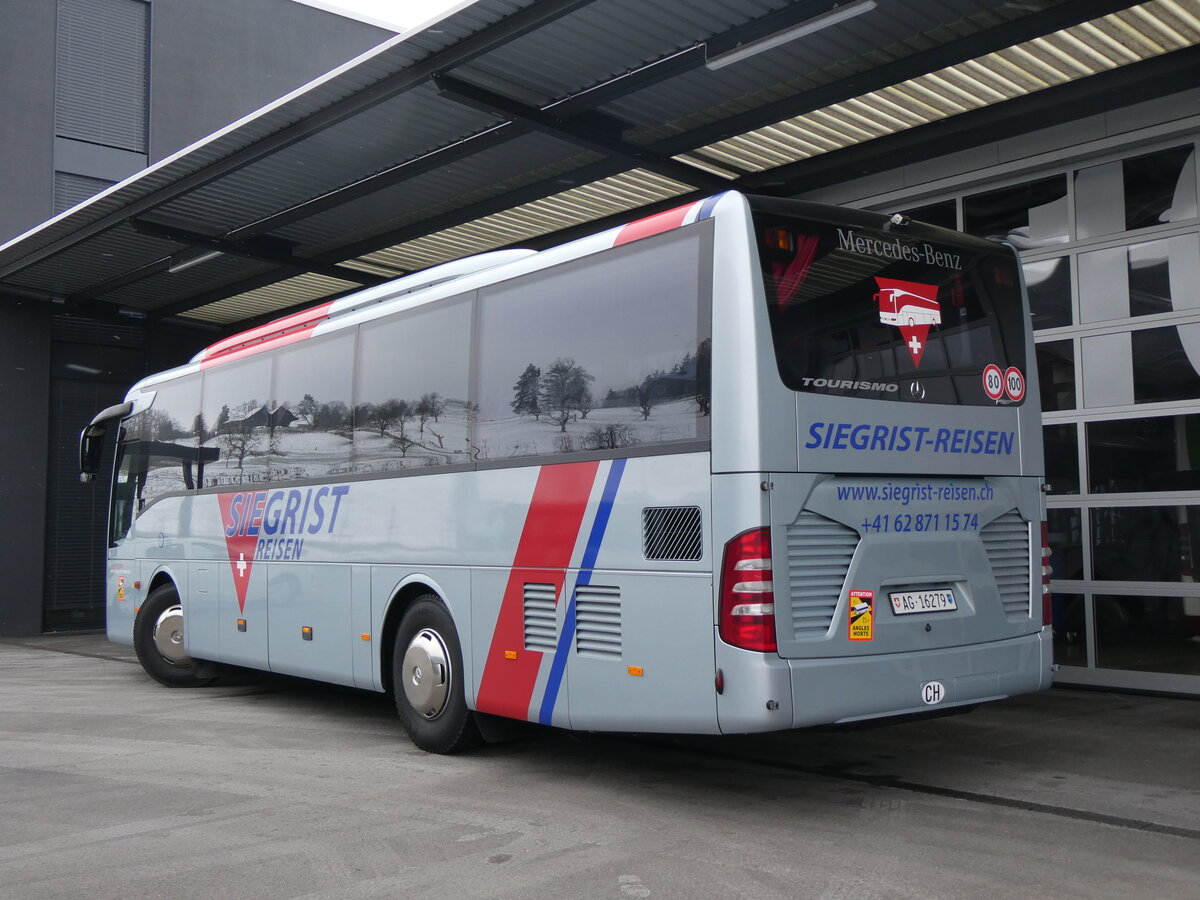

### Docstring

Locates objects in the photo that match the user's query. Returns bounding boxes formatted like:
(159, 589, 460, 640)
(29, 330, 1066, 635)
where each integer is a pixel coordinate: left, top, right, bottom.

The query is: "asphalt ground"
(1, 633, 1196, 899)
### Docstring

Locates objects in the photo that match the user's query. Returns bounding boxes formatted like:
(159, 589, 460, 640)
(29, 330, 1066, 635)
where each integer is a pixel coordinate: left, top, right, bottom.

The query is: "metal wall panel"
(55, 0, 149, 152)
(53, 172, 113, 214)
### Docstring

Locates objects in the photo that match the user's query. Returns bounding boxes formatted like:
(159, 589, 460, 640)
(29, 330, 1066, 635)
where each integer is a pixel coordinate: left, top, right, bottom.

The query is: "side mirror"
(79, 428, 104, 482)
(79, 402, 133, 483)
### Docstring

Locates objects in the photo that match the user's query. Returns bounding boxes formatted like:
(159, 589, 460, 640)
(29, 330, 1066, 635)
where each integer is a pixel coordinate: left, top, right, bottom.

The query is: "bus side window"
(474, 227, 710, 461)
(110, 443, 143, 545)
(199, 357, 272, 488)
(273, 332, 356, 481)
(110, 375, 203, 542)
(354, 300, 471, 475)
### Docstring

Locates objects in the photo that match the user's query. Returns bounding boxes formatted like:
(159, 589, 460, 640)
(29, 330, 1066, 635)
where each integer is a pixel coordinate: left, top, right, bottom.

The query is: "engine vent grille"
(522, 583, 558, 651)
(575, 585, 621, 659)
(980, 510, 1032, 620)
(643, 506, 703, 561)
(786, 512, 860, 639)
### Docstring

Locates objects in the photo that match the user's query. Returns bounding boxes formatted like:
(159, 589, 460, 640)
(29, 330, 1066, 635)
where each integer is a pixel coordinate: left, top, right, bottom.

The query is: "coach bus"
(80, 192, 1052, 753)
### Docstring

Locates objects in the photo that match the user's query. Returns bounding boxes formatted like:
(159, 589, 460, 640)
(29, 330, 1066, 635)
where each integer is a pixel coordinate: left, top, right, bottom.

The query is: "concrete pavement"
(0, 633, 1196, 899)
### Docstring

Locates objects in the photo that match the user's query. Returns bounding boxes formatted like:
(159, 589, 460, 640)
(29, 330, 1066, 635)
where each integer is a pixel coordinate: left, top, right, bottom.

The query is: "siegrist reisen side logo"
(874, 277, 942, 369)
(217, 485, 349, 613)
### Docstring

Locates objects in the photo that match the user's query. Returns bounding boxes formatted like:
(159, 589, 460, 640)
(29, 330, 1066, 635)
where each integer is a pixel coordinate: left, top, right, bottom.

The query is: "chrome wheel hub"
(152, 604, 189, 666)
(402, 628, 450, 719)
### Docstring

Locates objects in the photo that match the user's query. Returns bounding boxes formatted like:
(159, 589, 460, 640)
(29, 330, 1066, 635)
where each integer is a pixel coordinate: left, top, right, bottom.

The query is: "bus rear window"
(754, 210, 1028, 407)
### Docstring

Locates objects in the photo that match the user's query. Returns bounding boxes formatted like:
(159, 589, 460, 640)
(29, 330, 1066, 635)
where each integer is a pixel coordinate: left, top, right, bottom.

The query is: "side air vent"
(643, 506, 703, 561)
(523, 583, 558, 651)
(980, 510, 1032, 620)
(786, 512, 860, 639)
(575, 585, 622, 659)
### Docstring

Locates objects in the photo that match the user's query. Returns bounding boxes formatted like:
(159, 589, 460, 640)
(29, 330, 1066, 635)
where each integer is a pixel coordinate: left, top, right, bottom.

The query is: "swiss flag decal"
(217, 493, 258, 614)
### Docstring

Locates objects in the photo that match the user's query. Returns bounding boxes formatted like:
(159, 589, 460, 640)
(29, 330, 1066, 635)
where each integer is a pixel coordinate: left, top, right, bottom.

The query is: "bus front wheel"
(393, 595, 481, 753)
(133, 583, 214, 687)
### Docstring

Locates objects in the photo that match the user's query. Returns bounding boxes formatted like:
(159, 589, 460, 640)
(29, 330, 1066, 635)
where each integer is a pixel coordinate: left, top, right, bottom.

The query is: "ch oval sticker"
(921, 681, 946, 705)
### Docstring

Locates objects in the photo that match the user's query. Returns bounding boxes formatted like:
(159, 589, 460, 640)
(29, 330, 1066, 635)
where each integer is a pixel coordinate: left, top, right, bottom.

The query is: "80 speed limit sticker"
(983, 364, 1026, 403)
(983, 364, 1004, 401)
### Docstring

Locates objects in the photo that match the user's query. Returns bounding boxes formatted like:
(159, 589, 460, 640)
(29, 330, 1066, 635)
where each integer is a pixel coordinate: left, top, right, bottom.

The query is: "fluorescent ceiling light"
(168, 249, 224, 274)
(706, 0, 878, 70)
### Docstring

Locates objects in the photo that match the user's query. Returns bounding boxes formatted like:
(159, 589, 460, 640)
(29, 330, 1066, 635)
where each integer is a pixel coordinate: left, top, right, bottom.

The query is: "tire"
(133, 583, 214, 687)
(392, 594, 481, 753)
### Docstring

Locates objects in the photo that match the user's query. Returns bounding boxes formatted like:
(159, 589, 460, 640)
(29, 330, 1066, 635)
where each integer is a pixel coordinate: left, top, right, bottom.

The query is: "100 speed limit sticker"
(983, 363, 1024, 402)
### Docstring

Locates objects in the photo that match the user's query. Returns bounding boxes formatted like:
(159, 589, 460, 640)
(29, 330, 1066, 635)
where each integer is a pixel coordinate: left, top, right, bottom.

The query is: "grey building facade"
(0, 0, 387, 633)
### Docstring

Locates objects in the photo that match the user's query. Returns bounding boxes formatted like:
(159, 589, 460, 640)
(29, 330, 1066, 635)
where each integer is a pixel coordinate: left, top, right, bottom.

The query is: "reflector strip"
(613, 203, 695, 246)
(199, 301, 334, 368)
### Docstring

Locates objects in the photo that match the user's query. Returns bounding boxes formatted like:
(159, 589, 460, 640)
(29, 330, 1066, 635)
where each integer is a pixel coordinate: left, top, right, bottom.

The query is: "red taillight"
(1040, 521, 1053, 626)
(719, 527, 777, 653)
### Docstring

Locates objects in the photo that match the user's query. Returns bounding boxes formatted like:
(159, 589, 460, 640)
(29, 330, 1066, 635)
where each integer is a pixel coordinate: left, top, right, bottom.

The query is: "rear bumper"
(789, 629, 1052, 727)
(716, 629, 1052, 733)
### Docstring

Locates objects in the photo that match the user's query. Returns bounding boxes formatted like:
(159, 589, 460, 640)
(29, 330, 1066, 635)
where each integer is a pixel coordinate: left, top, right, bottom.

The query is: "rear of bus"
(709, 194, 1051, 733)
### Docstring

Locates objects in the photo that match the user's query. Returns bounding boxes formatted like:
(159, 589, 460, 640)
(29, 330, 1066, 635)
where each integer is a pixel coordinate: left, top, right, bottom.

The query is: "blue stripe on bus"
(697, 193, 724, 221)
(537, 457, 627, 725)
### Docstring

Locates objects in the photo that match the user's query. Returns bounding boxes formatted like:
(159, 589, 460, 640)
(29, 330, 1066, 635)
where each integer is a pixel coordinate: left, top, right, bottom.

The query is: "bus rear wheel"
(133, 583, 213, 687)
(393, 595, 481, 753)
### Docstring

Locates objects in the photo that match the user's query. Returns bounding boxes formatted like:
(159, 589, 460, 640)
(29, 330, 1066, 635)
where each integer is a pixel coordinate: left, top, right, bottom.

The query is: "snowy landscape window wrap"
(474, 227, 711, 460)
(354, 297, 472, 473)
(200, 356, 273, 487)
(272, 333, 356, 481)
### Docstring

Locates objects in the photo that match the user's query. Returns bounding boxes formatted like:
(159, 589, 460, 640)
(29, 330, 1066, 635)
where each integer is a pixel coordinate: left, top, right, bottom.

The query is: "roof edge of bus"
(191, 248, 539, 367)
(189, 193, 744, 371)
(744, 194, 1003, 252)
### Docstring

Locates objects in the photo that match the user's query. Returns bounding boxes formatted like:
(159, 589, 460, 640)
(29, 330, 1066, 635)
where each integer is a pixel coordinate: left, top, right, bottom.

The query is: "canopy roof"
(2, 0, 1197, 331)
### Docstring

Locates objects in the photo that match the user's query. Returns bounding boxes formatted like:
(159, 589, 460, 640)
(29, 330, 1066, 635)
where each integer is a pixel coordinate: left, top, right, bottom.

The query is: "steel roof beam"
(432, 73, 729, 192)
(147, 266, 320, 322)
(220, 50, 709, 244)
(140, 154, 638, 320)
(223, 122, 531, 242)
(217, 5, 844, 245)
(1, 283, 63, 304)
(129, 220, 387, 286)
(651, 0, 1145, 157)
(66, 256, 174, 309)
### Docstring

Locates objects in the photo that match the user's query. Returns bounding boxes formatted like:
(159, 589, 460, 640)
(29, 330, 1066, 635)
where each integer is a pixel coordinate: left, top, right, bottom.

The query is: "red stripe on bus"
(200, 302, 334, 369)
(475, 461, 600, 720)
(612, 203, 693, 246)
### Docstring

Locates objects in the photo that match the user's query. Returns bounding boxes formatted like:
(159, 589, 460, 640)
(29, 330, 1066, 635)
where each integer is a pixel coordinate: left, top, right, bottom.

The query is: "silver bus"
(81, 192, 1051, 752)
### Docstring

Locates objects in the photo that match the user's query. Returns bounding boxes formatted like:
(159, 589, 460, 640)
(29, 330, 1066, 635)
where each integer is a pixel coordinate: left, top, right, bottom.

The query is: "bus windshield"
(753, 201, 1028, 407)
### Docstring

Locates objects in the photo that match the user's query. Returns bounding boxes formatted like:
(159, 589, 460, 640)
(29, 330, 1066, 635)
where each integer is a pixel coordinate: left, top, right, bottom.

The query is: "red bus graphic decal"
(874, 277, 941, 369)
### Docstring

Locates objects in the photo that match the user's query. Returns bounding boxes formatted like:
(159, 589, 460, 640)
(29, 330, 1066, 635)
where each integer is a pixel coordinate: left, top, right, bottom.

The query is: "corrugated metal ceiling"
(1, 0, 1197, 330)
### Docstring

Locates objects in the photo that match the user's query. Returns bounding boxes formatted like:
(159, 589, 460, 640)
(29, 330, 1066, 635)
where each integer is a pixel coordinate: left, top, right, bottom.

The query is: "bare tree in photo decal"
(540, 357, 594, 433)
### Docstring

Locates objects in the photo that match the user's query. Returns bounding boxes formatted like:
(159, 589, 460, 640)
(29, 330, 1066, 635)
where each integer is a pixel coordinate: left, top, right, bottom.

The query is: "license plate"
(889, 589, 957, 615)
